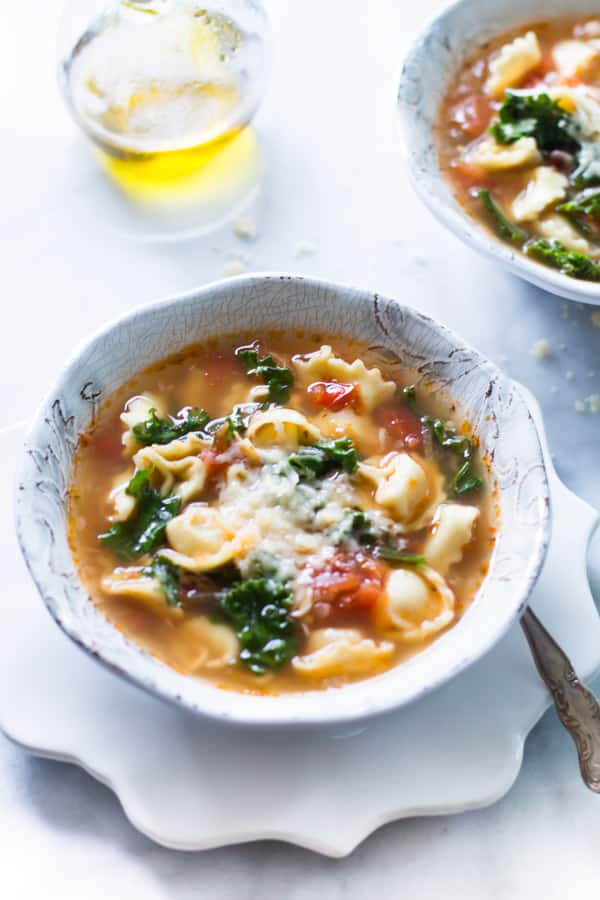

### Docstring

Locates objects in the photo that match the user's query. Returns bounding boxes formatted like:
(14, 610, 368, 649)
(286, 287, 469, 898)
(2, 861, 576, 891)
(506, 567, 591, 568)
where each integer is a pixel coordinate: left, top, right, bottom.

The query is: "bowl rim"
(15, 272, 552, 727)
(396, 0, 600, 306)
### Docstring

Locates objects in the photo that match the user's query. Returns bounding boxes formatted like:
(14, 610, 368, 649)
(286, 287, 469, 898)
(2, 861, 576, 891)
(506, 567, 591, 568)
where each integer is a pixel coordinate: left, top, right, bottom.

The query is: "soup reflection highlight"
(68, 335, 496, 694)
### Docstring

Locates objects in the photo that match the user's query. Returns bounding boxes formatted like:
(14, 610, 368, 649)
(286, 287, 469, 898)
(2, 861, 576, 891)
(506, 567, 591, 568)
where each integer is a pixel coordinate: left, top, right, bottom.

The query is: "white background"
(2, 1, 600, 896)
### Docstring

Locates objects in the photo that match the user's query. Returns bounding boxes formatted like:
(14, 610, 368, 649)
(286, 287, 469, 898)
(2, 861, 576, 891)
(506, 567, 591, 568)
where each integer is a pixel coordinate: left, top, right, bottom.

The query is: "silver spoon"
(521, 607, 600, 792)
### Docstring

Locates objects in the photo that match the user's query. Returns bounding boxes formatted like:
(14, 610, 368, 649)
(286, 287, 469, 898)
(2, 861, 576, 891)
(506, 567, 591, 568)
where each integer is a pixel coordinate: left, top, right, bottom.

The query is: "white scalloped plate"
(1, 386, 599, 857)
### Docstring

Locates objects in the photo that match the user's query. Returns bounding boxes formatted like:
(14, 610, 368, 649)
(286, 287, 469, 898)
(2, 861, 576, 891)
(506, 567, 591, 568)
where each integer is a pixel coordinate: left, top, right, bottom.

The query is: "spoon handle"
(521, 607, 600, 793)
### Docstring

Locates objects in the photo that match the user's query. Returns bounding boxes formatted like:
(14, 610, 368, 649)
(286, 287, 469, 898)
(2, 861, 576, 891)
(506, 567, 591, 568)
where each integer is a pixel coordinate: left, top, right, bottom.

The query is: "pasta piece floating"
(108, 471, 137, 522)
(552, 40, 600, 78)
(120, 394, 164, 454)
(358, 451, 444, 529)
(102, 566, 183, 618)
(315, 407, 382, 456)
(246, 407, 321, 448)
(161, 503, 257, 572)
(294, 345, 396, 412)
(377, 565, 455, 642)
(174, 616, 240, 671)
(292, 628, 394, 678)
(424, 504, 480, 576)
(465, 136, 541, 172)
(484, 31, 542, 99)
(511, 166, 568, 223)
(536, 214, 591, 255)
(133, 433, 209, 504)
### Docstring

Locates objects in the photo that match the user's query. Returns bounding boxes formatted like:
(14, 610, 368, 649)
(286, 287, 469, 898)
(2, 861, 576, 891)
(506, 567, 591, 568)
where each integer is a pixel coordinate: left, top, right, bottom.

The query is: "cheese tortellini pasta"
(69, 335, 493, 694)
(292, 629, 394, 678)
(358, 452, 444, 530)
(294, 345, 396, 411)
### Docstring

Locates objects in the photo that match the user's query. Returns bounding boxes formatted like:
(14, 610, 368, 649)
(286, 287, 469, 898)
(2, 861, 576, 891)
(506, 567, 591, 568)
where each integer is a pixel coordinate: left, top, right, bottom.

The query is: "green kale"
(143, 555, 181, 607)
(402, 384, 417, 412)
(219, 577, 298, 674)
(421, 417, 483, 497)
(237, 346, 294, 403)
(132, 407, 211, 446)
(526, 239, 600, 281)
(448, 460, 484, 497)
(557, 188, 600, 220)
(478, 189, 528, 244)
(99, 469, 182, 562)
(375, 546, 426, 565)
(289, 438, 358, 480)
(331, 509, 377, 547)
(490, 91, 580, 154)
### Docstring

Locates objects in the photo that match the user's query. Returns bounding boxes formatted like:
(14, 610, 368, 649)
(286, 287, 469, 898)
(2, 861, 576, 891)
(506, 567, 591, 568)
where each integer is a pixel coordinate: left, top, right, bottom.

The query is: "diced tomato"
(377, 402, 423, 451)
(450, 94, 493, 138)
(305, 552, 388, 617)
(307, 380, 360, 411)
(199, 445, 241, 478)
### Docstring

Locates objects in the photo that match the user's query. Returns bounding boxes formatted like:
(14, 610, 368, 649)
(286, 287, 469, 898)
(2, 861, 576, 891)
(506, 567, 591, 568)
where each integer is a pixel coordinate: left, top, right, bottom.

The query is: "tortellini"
(120, 394, 164, 454)
(424, 503, 479, 576)
(108, 471, 137, 522)
(511, 166, 568, 223)
(315, 407, 382, 456)
(536, 214, 591, 255)
(484, 31, 542, 99)
(161, 503, 257, 572)
(465, 136, 540, 172)
(246, 408, 321, 448)
(358, 452, 444, 530)
(292, 628, 394, 678)
(552, 40, 600, 79)
(101, 566, 183, 617)
(133, 433, 209, 504)
(377, 565, 455, 642)
(294, 345, 396, 412)
(173, 616, 240, 671)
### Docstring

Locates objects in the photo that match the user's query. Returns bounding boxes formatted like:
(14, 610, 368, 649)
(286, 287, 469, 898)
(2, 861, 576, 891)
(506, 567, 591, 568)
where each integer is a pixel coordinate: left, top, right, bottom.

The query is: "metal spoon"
(521, 607, 600, 792)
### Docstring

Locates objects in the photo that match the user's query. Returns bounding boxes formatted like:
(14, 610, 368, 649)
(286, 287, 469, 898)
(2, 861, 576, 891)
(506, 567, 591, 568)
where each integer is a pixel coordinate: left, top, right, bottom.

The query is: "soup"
(439, 17, 600, 282)
(68, 334, 496, 694)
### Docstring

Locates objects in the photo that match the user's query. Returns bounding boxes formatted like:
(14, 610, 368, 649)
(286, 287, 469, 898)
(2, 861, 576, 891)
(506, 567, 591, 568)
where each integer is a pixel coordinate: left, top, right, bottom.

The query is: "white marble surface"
(2, 0, 600, 896)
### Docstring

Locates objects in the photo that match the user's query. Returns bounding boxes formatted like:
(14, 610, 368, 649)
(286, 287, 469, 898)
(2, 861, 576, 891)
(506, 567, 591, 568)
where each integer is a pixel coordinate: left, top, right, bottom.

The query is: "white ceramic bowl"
(397, 0, 600, 305)
(16, 274, 550, 727)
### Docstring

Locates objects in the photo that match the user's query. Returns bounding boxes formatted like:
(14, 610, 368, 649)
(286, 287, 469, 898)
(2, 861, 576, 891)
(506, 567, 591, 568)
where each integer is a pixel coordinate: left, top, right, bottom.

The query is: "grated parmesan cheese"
(530, 338, 551, 359)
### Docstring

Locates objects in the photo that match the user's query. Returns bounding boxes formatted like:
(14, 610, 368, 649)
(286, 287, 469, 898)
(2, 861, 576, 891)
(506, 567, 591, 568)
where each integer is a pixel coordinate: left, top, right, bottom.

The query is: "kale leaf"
(143, 555, 181, 607)
(478, 188, 528, 244)
(237, 346, 294, 403)
(526, 239, 600, 281)
(375, 546, 426, 565)
(402, 384, 417, 412)
(421, 416, 483, 498)
(557, 188, 600, 220)
(289, 438, 358, 479)
(99, 469, 182, 561)
(132, 407, 211, 446)
(219, 577, 298, 674)
(490, 91, 580, 154)
(448, 460, 485, 497)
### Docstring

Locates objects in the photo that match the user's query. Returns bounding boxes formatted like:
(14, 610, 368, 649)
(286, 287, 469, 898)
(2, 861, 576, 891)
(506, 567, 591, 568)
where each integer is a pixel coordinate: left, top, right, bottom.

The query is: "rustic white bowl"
(397, 0, 600, 305)
(15, 274, 550, 727)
